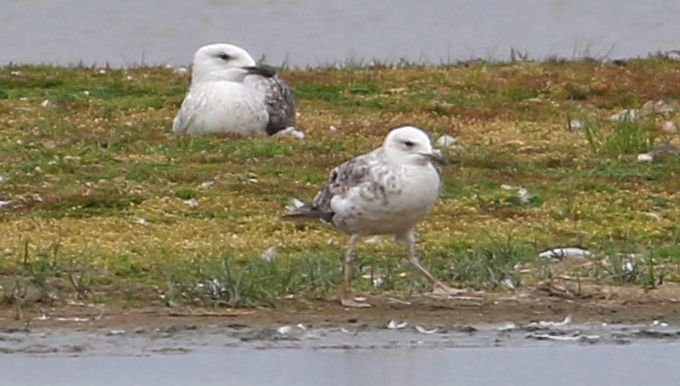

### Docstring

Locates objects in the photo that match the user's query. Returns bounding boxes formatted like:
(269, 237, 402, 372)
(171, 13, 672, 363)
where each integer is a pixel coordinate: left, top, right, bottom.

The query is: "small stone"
(517, 187, 532, 204)
(539, 247, 591, 259)
(275, 127, 305, 139)
(569, 119, 583, 131)
(501, 278, 516, 289)
(364, 236, 383, 245)
(637, 153, 654, 162)
(386, 320, 408, 329)
(662, 121, 677, 134)
(623, 261, 636, 273)
(261, 246, 277, 262)
(609, 109, 639, 122)
(641, 100, 677, 116)
(497, 322, 517, 332)
(174, 67, 189, 75)
(286, 198, 305, 212)
(183, 198, 199, 208)
(415, 325, 439, 334)
(290, 129, 305, 139)
(436, 135, 457, 148)
(644, 212, 663, 221)
(134, 218, 148, 226)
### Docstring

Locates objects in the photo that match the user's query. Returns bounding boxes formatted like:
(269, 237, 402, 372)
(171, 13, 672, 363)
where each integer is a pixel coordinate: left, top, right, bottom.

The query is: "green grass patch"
(2, 60, 680, 310)
(583, 116, 658, 155)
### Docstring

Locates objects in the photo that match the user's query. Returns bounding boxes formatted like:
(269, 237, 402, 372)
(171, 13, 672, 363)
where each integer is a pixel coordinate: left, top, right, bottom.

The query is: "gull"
(282, 126, 463, 307)
(173, 43, 296, 136)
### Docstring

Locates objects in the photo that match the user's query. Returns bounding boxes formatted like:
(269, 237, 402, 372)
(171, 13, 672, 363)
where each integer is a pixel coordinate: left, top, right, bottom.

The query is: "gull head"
(383, 126, 446, 165)
(191, 43, 257, 83)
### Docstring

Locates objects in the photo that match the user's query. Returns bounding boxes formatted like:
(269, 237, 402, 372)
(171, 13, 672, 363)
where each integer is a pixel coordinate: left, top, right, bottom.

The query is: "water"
(2, 344, 679, 386)
(3, 0, 680, 67)
(2, 322, 680, 385)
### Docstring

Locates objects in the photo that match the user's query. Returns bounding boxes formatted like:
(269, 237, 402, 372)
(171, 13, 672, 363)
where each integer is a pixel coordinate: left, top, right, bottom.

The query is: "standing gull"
(282, 126, 463, 307)
(173, 43, 297, 136)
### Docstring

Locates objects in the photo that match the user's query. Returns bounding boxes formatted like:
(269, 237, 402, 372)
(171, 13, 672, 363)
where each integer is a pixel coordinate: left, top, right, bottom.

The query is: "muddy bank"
(3, 288, 680, 385)
(3, 317, 680, 356)
(2, 283, 680, 333)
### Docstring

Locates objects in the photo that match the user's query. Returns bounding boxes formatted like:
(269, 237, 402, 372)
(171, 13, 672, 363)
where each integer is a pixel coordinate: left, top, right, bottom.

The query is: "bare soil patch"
(3, 283, 680, 331)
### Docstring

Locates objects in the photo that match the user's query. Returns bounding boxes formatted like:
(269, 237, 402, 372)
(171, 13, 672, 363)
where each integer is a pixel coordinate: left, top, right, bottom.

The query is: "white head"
(190, 43, 257, 83)
(383, 126, 445, 165)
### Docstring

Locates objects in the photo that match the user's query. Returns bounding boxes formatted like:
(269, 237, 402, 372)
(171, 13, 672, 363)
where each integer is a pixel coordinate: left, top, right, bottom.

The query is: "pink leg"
(339, 235, 370, 307)
(404, 230, 465, 296)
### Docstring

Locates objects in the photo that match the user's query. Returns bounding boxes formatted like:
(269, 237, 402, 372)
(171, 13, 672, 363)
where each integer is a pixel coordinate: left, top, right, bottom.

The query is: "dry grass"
(1, 58, 680, 308)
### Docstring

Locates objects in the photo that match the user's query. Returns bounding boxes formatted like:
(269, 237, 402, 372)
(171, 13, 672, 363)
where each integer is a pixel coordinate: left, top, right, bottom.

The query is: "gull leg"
(404, 230, 465, 297)
(339, 235, 370, 308)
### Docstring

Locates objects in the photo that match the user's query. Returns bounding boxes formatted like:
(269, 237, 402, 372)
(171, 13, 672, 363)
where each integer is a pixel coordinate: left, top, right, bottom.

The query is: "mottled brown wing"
(264, 75, 296, 135)
(245, 70, 296, 135)
(308, 150, 381, 223)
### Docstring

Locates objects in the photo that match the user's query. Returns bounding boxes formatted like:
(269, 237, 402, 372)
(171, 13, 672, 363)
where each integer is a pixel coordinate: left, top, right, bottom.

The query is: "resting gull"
(173, 43, 297, 136)
(282, 126, 463, 307)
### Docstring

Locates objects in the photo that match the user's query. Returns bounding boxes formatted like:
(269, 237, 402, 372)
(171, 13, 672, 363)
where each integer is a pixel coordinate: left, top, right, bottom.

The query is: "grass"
(1, 58, 680, 309)
(582, 116, 659, 155)
(166, 251, 341, 307)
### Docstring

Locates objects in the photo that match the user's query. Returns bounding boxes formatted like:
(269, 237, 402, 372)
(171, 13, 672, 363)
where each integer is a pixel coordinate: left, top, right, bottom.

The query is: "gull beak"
(421, 148, 448, 164)
(242, 65, 277, 78)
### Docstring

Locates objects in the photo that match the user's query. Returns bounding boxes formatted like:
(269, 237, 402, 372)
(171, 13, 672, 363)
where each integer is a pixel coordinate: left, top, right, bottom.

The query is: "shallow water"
(2, 321, 680, 385)
(3, 0, 680, 67)
(3, 343, 679, 386)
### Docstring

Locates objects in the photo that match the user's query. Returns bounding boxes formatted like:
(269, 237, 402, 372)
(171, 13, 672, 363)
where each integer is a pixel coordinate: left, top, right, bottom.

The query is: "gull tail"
(280, 198, 331, 223)
(280, 209, 323, 222)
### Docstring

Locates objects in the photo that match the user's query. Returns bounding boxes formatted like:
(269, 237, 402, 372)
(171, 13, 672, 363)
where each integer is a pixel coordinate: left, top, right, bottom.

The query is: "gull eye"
(403, 140, 415, 148)
(217, 53, 232, 61)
